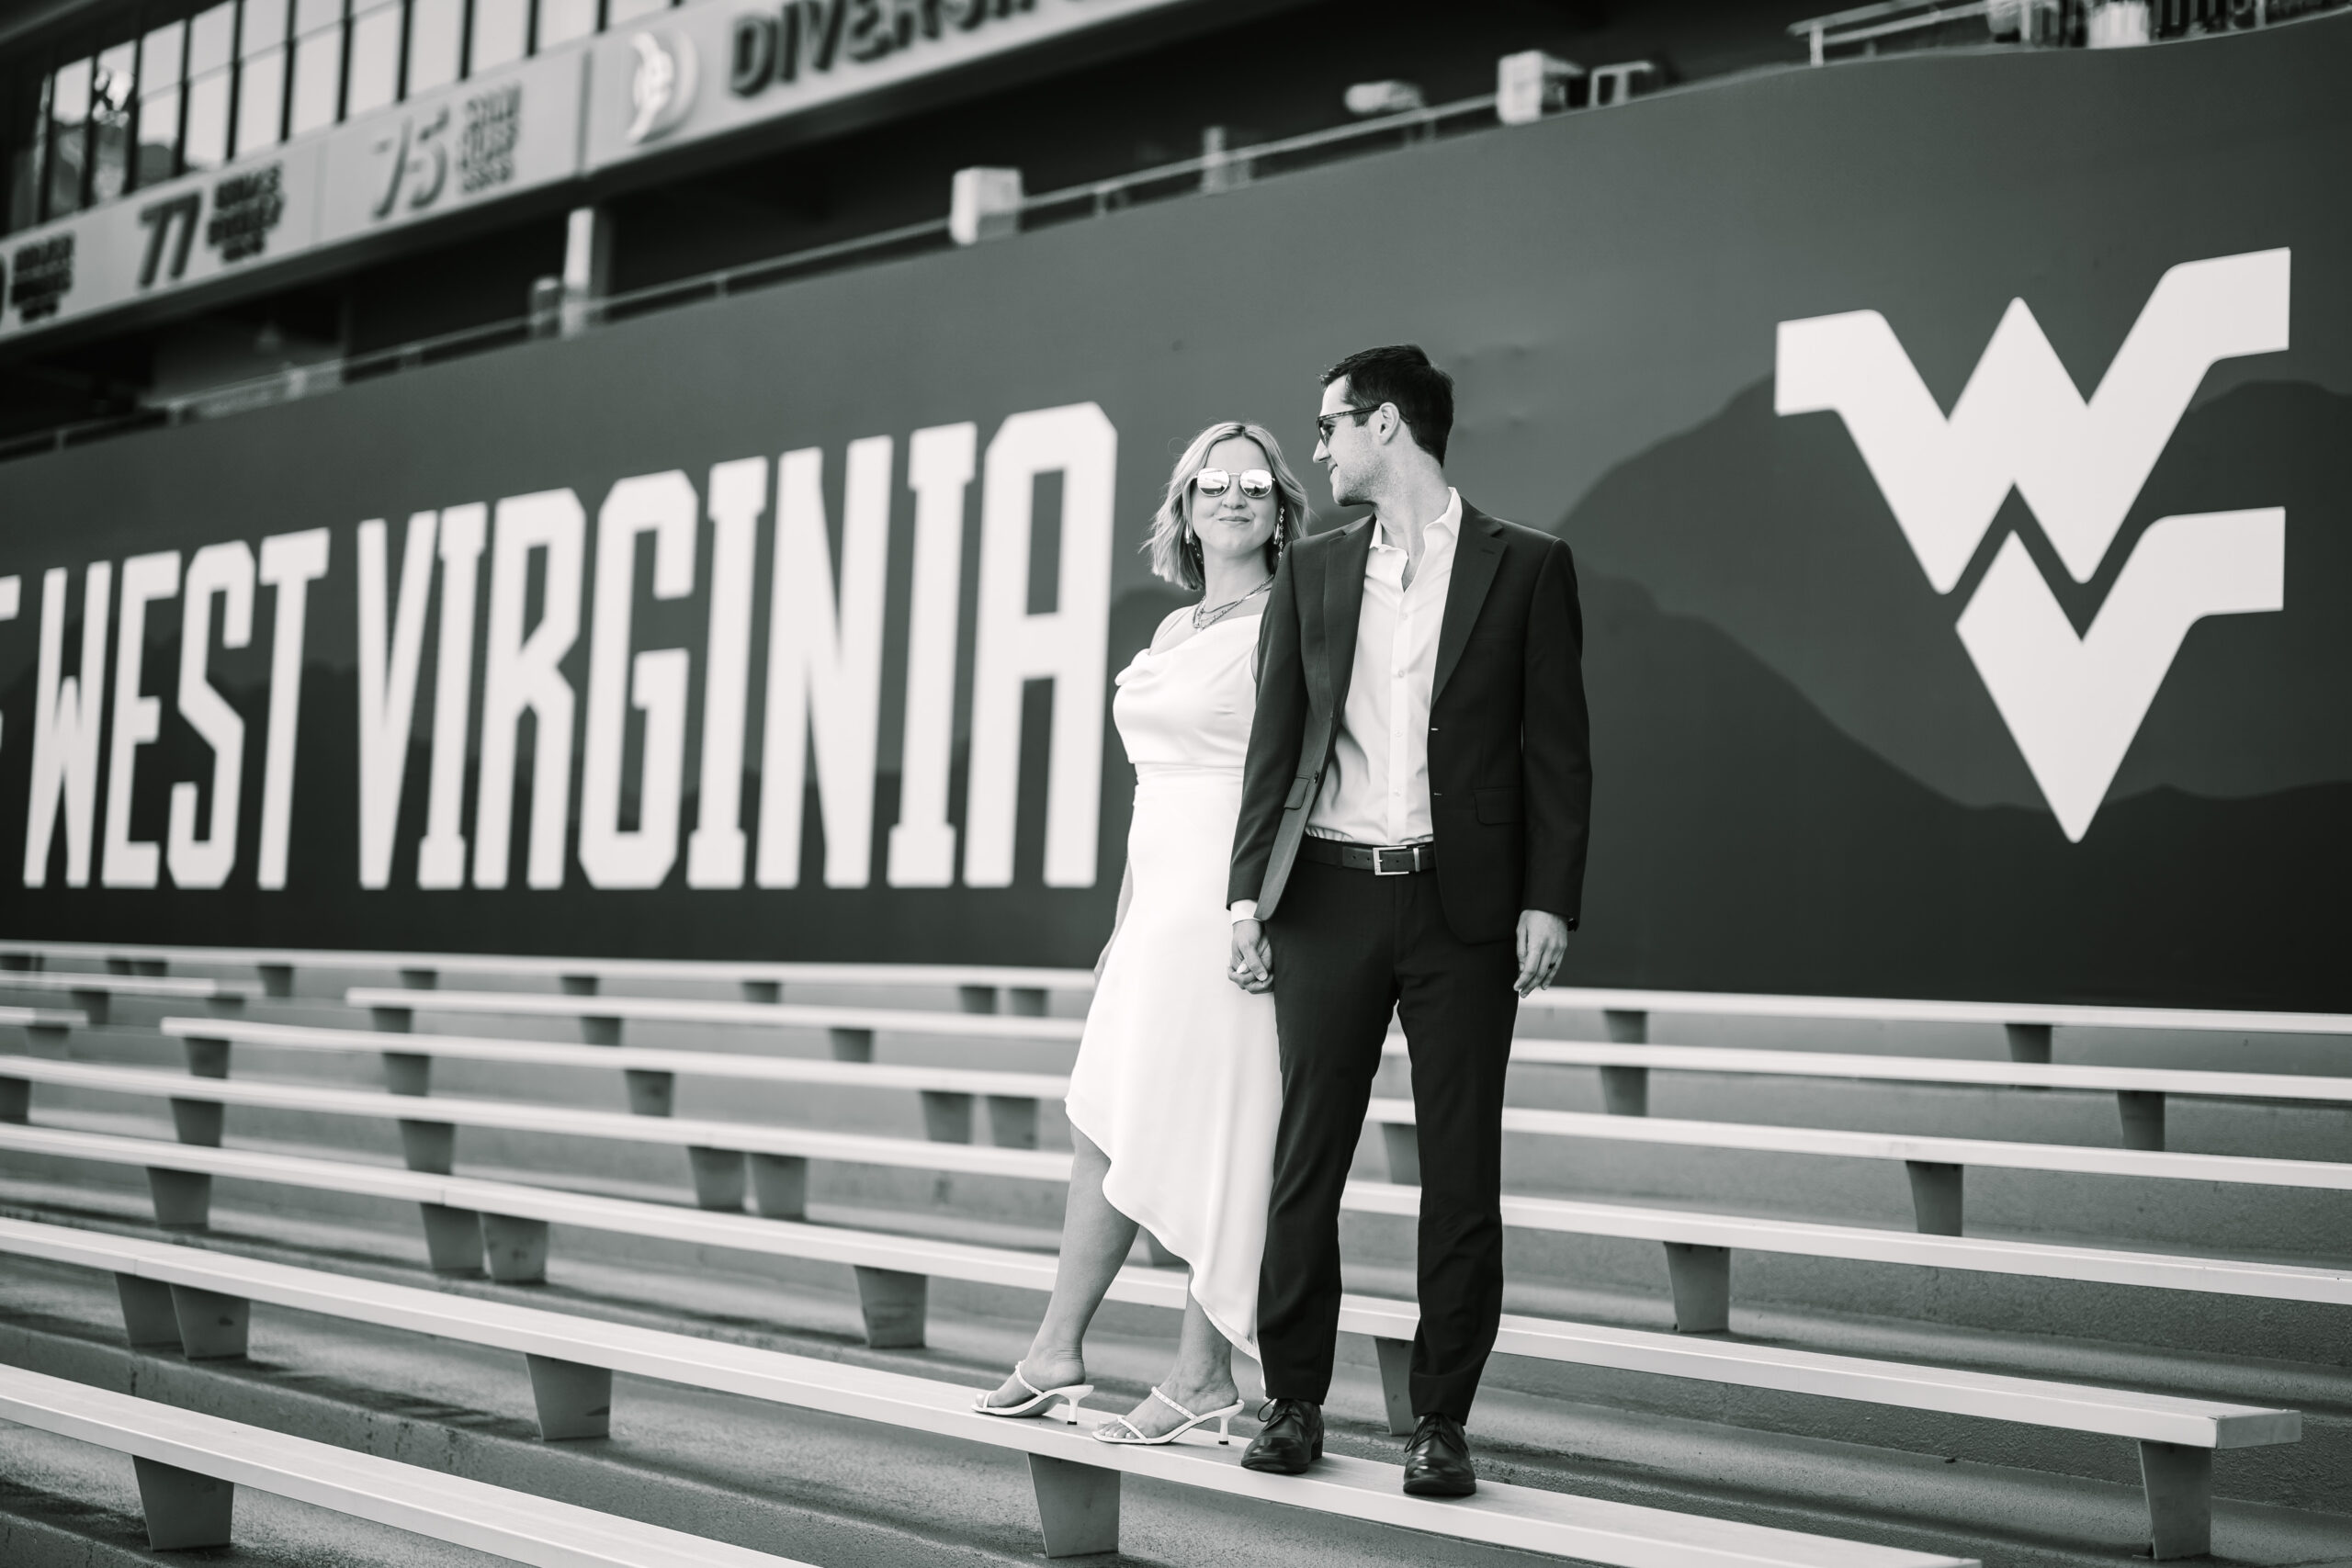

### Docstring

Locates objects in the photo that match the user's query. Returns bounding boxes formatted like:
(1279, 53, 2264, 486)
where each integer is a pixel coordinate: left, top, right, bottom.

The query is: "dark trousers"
(1257, 857, 1520, 1424)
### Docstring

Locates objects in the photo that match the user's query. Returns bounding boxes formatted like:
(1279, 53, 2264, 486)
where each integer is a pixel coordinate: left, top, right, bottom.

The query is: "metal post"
(2005, 1022, 2053, 1064)
(526, 1354, 614, 1440)
(1027, 1454, 1120, 1557)
(853, 1266, 928, 1348)
(1600, 1065, 1650, 1116)
(1663, 1242, 1730, 1332)
(987, 1095, 1039, 1149)
(481, 1215, 550, 1283)
(132, 1458, 233, 1550)
(2140, 1440, 2213, 1558)
(2117, 1090, 2166, 1151)
(382, 1051, 431, 1096)
(560, 207, 611, 337)
(1905, 1160, 1964, 1235)
(169, 1284, 251, 1359)
(170, 1099, 224, 1147)
(623, 1069, 676, 1116)
(921, 1090, 977, 1143)
(1603, 1009, 1649, 1043)
(115, 1274, 184, 1347)
(750, 1154, 808, 1219)
(1380, 1121, 1421, 1185)
(1373, 1337, 1416, 1436)
(146, 1168, 213, 1229)
(419, 1204, 485, 1273)
(398, 1119, 457, 1174)
(687, 1146, 749, 1211)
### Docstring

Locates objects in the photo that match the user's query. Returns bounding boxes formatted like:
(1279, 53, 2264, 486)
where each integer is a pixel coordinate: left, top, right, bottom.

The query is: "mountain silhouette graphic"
(1551, 380, 2352, 1009)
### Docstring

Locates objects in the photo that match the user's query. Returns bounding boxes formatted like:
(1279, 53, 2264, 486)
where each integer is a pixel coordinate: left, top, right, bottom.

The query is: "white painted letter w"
(1775, 250, 2290, 840)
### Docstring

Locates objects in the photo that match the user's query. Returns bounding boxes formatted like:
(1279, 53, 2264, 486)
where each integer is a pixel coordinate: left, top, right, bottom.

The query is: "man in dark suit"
(1227, 344, 1591, 1496)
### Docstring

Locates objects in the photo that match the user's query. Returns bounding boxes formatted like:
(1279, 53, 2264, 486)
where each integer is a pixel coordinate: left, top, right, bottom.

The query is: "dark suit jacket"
(1228, 500, 1591, 945)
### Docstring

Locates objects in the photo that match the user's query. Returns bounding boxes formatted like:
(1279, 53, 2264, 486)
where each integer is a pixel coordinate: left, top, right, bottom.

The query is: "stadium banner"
(0, 19, 2345, 1006)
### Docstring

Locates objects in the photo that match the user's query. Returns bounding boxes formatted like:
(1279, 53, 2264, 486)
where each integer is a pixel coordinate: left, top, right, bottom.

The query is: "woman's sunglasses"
(1194, 468, 1274, 499)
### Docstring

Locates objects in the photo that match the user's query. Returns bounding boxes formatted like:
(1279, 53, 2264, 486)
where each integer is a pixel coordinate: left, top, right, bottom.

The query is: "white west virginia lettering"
(1775, 249, 2290, 841)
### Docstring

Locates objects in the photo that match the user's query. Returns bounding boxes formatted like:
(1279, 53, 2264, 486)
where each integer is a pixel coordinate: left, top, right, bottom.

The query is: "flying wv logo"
(1775, 249, 2290, 841)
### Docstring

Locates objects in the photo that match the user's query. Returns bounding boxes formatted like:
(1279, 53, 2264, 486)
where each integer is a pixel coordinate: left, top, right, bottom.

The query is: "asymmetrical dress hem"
(1063, 610, 1280, 1362)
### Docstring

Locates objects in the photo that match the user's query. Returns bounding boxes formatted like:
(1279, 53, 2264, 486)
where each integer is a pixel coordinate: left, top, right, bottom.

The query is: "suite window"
(406, 0, 461, 93)
(469, 0, 529, 74)
(345, 0, 401, 116)
(45, 54, 89, 217)
(286, 0, 343, 135)
(88, 36, 135, 203)
(4, 64, 51, 231)
(538, 0, 598, 50)
(236, 0, 289, 153)
(182, 2, 234, 170)
(135, 18, 187, 187)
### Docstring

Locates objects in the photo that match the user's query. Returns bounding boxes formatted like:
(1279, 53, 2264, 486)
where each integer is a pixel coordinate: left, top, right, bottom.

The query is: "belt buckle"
(1371, 845, 1412, 876)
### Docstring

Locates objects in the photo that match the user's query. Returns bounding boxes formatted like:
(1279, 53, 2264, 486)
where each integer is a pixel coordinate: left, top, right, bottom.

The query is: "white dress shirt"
(1233, 490, 1459, 922)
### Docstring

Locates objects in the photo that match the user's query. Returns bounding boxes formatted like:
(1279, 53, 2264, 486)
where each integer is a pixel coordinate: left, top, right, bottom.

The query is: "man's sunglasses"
(1194, 468, 1275, 499)
(1315, 403, 1384, 441)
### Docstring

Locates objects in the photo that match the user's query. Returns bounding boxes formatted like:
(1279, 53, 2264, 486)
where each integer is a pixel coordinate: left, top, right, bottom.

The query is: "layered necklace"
(1193, 576, 1272, 629)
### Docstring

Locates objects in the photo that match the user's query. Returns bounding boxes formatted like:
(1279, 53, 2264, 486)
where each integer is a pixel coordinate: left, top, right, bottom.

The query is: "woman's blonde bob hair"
(1144, 421, 1311, 592)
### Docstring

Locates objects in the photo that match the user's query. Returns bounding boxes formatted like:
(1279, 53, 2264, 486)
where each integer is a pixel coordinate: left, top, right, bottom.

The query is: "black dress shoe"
(1240, 1399, 1323, 1473)
(1402, 1413, 1476, 1497)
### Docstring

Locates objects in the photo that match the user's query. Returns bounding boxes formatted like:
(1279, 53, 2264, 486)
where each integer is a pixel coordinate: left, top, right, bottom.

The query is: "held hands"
(1515, 909, 1569, 997)
(1228, 919, 1274, 993)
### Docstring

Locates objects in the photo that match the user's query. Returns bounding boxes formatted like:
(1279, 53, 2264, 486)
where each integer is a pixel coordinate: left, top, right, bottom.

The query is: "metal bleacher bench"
(153, 1016, 2352, 1240)
(0, 1218, 1974, 1568)
(1368, 1098, 2352, 1235)
(9, 1055, 2350, 1314)
(1534, 986, 2352, 1062)
(0, 970, 254, 1025)
(1460, 1039, 2352, 1151)
(0, 938, 1090, 1015)
(0, 1360, 811, 1564)
(0, 1114, 2318, 1557)
(0, 1004, 85, 1042)
(159, 1016, 1069, 1149)
(0, 1055, 1054, 1215)
(338, 989, 1083, 1146)
(344, 985, 1084, 1047)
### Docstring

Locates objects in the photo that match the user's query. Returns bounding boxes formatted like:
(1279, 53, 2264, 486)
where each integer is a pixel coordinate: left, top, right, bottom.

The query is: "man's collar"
(1371, 488, 1462, 552)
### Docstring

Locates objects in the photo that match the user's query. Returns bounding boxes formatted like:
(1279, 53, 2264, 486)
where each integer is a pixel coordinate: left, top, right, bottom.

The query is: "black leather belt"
(1298, 838, 1437, 875)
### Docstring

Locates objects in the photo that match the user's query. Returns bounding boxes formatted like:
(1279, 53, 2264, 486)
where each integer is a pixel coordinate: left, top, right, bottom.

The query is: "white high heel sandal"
(1092, 1386, 1244, 1447)
(973, 1362, 1094, 1424)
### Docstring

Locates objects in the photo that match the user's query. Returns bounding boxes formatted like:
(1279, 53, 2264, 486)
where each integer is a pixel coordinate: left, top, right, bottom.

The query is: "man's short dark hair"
(1321, 344, 1454, 464)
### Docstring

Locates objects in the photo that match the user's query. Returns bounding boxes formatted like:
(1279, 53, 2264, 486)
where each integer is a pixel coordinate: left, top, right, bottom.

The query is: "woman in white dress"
(976, 421, 1306, 1444)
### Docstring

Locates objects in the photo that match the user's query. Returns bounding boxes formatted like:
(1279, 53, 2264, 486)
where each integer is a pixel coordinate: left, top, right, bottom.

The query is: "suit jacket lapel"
(1317, 520, 1372, 719)
(1431, 505, 1505, 705)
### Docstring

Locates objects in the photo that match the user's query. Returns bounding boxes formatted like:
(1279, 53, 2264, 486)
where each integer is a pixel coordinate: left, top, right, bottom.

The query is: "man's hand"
(1229, 919, 1274, 993)
(1514, 909, 1569, 997)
